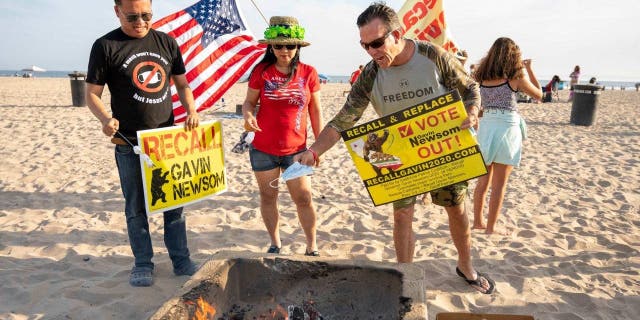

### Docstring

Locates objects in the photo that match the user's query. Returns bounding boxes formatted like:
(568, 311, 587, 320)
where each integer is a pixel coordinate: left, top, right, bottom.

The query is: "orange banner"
(397, 0, 460, 53)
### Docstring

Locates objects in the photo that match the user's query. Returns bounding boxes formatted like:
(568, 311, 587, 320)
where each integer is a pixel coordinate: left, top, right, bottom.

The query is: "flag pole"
(249, 0, 269, 25)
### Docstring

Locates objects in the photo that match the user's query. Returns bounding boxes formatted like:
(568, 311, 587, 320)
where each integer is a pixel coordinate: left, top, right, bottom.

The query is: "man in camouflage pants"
(295, 2, 494, 294)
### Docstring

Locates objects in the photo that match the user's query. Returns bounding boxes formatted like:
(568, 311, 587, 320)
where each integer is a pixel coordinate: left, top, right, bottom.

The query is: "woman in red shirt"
(242, 16, 323, 256)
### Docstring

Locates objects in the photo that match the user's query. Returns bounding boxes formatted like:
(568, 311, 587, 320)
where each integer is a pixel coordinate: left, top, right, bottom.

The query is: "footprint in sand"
(516, 229, 537, 239)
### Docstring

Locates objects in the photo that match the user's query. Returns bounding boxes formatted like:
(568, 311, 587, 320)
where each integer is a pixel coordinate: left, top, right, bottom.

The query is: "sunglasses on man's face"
(360, 31, 392, 50)
(122, 12, 153, 23)
(273, 44, 298, 50)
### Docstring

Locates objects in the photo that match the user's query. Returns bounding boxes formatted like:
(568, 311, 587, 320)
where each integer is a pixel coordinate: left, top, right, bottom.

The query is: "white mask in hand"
(270, 162, 314, 188)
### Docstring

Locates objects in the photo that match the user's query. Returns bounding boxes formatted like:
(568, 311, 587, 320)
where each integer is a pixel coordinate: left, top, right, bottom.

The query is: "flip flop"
(456, 267, 495, 294)
(304, 250, 320, 257)
(129, 267, 153, 287)
(267, 245, 281, 254)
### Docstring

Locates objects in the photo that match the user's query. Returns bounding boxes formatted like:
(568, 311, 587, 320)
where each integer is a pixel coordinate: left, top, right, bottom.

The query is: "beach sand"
(0, 77, 638, 319)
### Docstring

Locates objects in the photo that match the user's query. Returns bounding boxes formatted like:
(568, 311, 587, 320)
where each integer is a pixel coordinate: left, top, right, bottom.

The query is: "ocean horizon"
(1, 69, 638, 89)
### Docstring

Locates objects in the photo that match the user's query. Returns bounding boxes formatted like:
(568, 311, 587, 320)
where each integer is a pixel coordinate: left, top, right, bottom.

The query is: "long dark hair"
(473, 37, 524, 82)
(249, 45, 301, 88)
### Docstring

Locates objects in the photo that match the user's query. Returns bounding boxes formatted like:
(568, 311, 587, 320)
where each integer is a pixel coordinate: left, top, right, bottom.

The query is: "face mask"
(269, 162, 314, 188)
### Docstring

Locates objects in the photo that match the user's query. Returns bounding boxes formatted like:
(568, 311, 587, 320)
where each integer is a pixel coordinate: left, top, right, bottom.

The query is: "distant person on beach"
(472, 37, 542, 235)
(350, 65, 364, 85)
(85, 0, 200, 287)
(294, 2, 495, 294)
(568, 65, 580, 101)
(589, 77, 597, 84)
(543, 75, 561, 102)
(242, 16, 323, 257)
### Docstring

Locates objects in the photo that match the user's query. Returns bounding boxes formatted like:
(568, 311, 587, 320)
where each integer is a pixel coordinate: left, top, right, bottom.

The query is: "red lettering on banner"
(417, 137, 454, 158)
(175, 132, 189, 156)
(142, 126, 218, 161)
(144, 136, 161, 161)
(414, 17, 441, 41)
(414, 106, 459, 130)
(438, 11, 447, 29)
(402, 0, 437, 31)
(425, 18, 442, 39)
(190, 129, 204, 153)
(162, 133, 175, 160)
(403, 2, 427, 31)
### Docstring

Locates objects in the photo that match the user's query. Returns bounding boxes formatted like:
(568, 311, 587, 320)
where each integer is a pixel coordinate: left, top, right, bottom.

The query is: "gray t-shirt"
(328, 40, 479, 132)
(369, 44, 448, 115)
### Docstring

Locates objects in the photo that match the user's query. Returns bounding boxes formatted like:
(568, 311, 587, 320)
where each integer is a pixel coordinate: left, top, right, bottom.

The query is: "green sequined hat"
(259, 16, 310, 47)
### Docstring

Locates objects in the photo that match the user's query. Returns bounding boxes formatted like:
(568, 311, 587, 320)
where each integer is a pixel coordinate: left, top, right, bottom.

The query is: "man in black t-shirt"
(86, 0, 200, 287)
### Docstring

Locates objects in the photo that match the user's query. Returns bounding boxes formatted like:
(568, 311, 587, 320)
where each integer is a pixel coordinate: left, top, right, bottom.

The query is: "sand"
(0, 77, 638, 319)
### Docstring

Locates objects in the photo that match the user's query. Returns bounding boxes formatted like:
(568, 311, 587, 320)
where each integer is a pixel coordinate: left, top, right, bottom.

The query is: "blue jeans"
(114, 145, 192, 271)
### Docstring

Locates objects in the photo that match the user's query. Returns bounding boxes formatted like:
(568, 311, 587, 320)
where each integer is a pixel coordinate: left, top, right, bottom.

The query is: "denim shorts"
(393, 181, 468, 210)
(249, 147, 306, 171)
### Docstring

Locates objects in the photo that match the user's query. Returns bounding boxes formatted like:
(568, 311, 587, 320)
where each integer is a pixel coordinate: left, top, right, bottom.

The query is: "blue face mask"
(270, 162, 314, 188)
(281, 162, 314, 181)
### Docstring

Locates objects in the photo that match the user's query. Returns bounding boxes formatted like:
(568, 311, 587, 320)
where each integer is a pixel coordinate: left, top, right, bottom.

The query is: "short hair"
(357, 2, 401, 33)
(114, 0, 152, 5)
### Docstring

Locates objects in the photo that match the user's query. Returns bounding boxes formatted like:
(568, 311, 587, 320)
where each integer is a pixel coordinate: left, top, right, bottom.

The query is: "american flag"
(153, 0, 266, 122)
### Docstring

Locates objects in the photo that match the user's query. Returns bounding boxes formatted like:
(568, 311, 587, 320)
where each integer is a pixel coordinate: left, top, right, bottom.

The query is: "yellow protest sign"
(341, 91, 486, 206)
(136, 120, 227, 214)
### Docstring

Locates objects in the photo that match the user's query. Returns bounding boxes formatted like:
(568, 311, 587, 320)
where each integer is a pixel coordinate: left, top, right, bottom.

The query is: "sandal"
(456, 267, 495, 294)
(129, 267, 153, 287)
(267, 245, 281, 254)
(304, 250, 320, 257)
(174, 261, 199, 276)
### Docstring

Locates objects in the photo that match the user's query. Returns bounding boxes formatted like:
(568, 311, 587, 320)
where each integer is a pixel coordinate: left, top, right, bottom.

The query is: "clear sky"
(1, 0, 638, 81)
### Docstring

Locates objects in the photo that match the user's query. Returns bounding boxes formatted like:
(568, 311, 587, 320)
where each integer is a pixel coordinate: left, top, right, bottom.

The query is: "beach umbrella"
(318, 74, 330, 81)
(21, 65, 46, 72)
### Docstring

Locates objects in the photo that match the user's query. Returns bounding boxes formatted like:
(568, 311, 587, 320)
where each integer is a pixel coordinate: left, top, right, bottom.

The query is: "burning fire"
(185, 297, 322, 320)
(274, 304, 288, 319)
(188, 296, 216, 320)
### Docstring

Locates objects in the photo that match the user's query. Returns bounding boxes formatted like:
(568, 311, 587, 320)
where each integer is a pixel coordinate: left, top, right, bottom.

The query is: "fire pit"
(150, 251, 426, 319)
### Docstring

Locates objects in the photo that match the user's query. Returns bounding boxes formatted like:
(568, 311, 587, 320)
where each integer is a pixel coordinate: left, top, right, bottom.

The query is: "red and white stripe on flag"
(397, 0, 460, 53)
(153, 0, 266, 122)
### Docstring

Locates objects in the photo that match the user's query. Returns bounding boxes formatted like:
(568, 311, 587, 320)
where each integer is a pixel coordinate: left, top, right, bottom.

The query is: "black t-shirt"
(86, 28, 186, 142)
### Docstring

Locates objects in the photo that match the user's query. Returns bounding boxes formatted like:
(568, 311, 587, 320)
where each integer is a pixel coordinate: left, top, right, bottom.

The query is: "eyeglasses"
(122, 12, 153, 23)
(360, 31, 392, 50)
(273, 44, 298, 50)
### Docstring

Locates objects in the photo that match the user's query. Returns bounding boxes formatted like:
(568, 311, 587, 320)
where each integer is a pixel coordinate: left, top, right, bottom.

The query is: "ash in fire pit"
(151, 252, 426, 320)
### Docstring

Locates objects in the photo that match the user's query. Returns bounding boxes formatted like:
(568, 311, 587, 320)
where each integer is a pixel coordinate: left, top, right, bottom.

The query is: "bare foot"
(472, 224, 486, 230)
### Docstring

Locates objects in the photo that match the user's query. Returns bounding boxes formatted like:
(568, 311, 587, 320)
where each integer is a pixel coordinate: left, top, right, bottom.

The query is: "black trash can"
(68, 71, 87, 107)
(570, 84, 603, 126)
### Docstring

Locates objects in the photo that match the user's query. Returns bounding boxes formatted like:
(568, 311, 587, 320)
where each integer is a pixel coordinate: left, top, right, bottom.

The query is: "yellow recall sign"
(341, 90, 486, 206)
(136, 120, 227, 214)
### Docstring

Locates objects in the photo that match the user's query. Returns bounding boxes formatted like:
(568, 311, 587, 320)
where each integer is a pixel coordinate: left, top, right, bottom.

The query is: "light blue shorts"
(477, 109, 526, 167)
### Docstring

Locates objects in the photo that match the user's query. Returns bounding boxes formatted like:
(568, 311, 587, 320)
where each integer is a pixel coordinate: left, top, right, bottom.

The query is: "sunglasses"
(273, 44, 298, 50)
(122, 12, 153, 23)
(360, 31, 392, 50)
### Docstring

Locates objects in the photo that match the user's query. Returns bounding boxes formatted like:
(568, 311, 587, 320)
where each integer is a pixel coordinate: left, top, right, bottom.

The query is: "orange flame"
(263, 304, 288, 320)
(190, 296, 216, 320)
